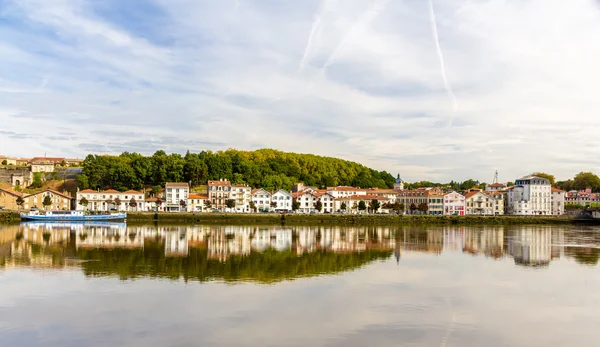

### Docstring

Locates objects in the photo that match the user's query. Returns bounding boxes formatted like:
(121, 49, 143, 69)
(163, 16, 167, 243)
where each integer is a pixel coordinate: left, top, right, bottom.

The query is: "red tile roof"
(463, 191, 480, 199)
(337, 194, 389, 201)
(166, 182, 189, 188)
(189, 194, 208, 199)
(29, 157, 65, 164)
(123, 190, 143, 195)
(207, 180, 231, 187)
(0, 188, 23, 197)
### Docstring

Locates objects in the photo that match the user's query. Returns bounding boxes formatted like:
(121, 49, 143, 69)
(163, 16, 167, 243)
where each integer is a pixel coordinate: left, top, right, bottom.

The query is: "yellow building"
(0, 188, 23, 210)
(22, 189, 73, 211)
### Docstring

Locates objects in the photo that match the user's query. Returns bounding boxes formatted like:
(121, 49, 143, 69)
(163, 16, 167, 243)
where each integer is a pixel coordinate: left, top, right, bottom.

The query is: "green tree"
(42, 195, 52, 210)
(340, 202, 347, 211)
(31, 172, 43, 189)
(418, 203, 429, 215)
(114, 197, 122, 211)
(226, 199, 236, 209)
(16, 196, 25, 210)
(573, 172, 600, 191)
(204, 200, 212, 210)
(79, 197, 89, 209)
(270, 201, 277, 210)
(1, 160, 6, 165)
(369, 199, 381, 213)
(315, 201, 323, 212)
(358, 201, 367, 211)
(151, 185, 161, 197)
(532, 172, 556, 185)
(292, 199, 300, 211)
(249, 201, 256, 212)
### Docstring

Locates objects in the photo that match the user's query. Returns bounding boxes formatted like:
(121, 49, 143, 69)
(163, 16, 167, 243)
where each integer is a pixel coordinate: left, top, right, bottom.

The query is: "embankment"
(125, 212, 582, 226)
(0, 211, 20, 224)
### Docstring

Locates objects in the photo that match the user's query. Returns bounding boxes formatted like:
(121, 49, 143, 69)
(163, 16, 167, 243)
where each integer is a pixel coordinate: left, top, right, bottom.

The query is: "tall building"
(393, 174, 404, 191)
(443, 191, 465, 216)
(165, 182, 189, 212)
(507, 176, 552, 215)
(551, 187, 566, 215)
(208, 179, 232, 211)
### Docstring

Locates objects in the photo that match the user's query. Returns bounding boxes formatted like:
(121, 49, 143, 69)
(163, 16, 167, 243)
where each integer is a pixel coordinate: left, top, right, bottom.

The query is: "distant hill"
(77, 149, 396, 192)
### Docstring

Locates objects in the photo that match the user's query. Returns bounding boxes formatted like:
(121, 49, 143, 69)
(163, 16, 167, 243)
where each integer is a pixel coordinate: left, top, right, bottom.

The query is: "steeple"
(393, 173, 404, 191)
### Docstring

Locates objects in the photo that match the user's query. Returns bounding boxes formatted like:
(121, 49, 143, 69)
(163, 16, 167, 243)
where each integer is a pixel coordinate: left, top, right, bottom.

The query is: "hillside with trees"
(76, 149, 396, 192)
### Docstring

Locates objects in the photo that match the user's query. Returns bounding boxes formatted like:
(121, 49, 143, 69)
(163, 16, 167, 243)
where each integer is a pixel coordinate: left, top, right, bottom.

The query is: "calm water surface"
(1, 223, 600, 347)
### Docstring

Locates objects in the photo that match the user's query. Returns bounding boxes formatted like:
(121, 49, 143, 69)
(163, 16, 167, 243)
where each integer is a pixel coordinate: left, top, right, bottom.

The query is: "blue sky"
(1, 0, 600, 183)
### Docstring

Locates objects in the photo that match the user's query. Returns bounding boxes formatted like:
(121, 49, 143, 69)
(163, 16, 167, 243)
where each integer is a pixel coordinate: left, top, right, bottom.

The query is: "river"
(1, 223, 599, 346)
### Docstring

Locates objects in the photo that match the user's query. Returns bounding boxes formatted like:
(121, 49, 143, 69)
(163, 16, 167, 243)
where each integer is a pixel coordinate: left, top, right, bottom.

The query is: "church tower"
(393, 173, 404, 191)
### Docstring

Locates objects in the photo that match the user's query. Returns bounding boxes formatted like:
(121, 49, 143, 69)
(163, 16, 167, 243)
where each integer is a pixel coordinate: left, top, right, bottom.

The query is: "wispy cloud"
(1, 0, 600, 181)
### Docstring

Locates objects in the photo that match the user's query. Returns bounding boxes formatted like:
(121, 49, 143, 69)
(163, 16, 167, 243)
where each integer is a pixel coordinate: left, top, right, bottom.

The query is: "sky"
(1, 0, 600, 183)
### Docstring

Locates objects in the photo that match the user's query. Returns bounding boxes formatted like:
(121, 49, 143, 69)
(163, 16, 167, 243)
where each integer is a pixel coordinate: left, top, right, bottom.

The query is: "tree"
(340, 202, 347, 211)
(114, 197, 122, 211)
(532, 172, 556, 185)
(292, 199, 300, 211)
(418, 203, 429, 214)
(270, 201, 277, 210)
(249, 201, 256, 212)
(151, 185, 161, 197)
(179, 199, 187, 211)
(409, 203, 417, 214)
(129, 198, 137, 211)
(1, 160, 6, 165)
(80, 197, 89, 210)
(392, 202, 404, 214)
(315, 201, 323, 212)
(42, 195, 52, 210)
(204, 200, 212, 210)
(16, 196, 25, 210)
(507, 181, 515, 187)
(31, 172, 43, 189)
(369, 199, 381, 213)
(573, 172, 600, 191)
(155, 198, 163, 211)
(358, 201, 367, 211)
(226, 199, 236, 209)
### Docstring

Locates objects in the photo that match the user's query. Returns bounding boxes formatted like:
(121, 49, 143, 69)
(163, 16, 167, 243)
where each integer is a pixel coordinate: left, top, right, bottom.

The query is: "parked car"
(0, 206, 4, 210)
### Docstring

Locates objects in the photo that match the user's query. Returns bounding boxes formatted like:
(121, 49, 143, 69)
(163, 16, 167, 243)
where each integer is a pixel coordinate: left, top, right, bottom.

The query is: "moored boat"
(20, 210, 126, 222)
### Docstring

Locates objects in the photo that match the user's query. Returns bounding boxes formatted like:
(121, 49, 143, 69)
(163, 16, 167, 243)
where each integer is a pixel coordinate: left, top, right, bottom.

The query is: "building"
(76, 189, 146, 211)
(23, 189, 73, 211)
(334, 195, 389, 214)
(551, 188, 566, 215)
(271, 189, 293, 212)
(326, 186, 369, 199)
(0, 156, 17, 166)
(565, 189, 600, 206)
(507, 176, 552, 215)
(464, 190, 497, 215)
(28, 157, 66, 166)
(231, 185, 252, 213)
(443, 192, 465, 216)
(30, 162, 55, 173)
(427, 191, 444, 215)
(293, 191, 319, 213)
(366, 189, 398, 202)
(208, 179, 232, 211)
(393, 174, 404, 191)
(165, 182, 189, 212)
(319, 192, 336, 213)
(397, 190, 430, 214)
(486, 191, 505, 215)
(0, 188, 23, 210)
(486, 183, 507, 191)
(188, 194, 209, 212)
(251, 188, 272, 212)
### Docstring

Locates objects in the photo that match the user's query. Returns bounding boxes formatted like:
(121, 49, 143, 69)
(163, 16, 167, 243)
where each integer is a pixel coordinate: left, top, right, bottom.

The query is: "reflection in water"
(1, 224, 600, 282)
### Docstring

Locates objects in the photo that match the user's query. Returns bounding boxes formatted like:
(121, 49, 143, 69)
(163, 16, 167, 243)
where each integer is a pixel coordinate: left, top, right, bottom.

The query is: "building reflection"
(507, 228, 553, 267)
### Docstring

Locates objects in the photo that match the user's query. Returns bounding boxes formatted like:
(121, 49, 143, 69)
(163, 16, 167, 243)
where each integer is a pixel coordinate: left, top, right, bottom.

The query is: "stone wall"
(0, 166, 32, 187)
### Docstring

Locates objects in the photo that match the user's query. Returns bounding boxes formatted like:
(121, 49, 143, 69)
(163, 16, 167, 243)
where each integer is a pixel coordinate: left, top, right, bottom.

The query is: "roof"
(463, 191, 480, 199)
(366, 189, 397, 194)
(327, 186, 366, 192)
(251, 188, 270, 195)
(551, 187, 565, 193)
(123, 190, 143, 194)
(232, 185, 251, 189)
(337, 194, 389, 201)
(29, 157, 65, 163)
(0, 187, 23, 197)
(207, 180, 231, 187)
(24, 189, 72, 199)
(166, 182, 189, 187)
(189, 194, 208, 199)
(488, 183, 506, 187)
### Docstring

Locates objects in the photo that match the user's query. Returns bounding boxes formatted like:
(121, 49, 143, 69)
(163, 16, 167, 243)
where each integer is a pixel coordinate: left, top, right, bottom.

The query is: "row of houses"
(0, 155, 84, 167)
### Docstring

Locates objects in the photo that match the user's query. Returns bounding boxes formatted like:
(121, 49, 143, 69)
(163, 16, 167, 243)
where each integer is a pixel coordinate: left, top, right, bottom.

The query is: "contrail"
(299, 0, 337, 71)
(428, 0, 458, 115)
(321, 0, 390, 71)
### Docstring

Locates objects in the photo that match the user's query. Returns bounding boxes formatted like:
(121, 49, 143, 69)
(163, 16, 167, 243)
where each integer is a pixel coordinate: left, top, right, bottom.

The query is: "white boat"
(20, 210, 127, 222)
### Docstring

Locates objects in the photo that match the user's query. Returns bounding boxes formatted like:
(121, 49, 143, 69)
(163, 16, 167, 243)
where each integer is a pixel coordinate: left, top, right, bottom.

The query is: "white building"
(188, 194, 209, 212)
(326, 186, 369, 199)
(272, 189, 293, 212)
(464, 190, 496, 216)
(319, 192, 336, 213)
(293, 191, 318, 213)
(551, 188, 566, 216)
(251, 188, 272, 212)
(443, 192, 465, 216)
(165, 182, 189, 212)
(76, 189, 146, 212)
(231, 185, 252, 213)
(507, 176, 552, 215)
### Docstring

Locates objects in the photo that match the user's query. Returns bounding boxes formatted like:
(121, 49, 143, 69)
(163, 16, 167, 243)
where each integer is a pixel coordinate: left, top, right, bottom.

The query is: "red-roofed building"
(76, 188, 146, 212)
(208, 179, 232, 211)
(0, 187, 24, 210)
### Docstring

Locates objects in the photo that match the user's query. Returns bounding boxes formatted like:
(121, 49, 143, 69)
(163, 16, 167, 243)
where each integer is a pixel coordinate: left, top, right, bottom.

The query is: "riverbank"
(125, 212, 584, 226)
(0, 211, 20, 224)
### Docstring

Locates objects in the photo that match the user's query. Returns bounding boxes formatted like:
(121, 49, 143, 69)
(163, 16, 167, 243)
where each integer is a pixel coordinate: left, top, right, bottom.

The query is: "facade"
(251, 188, 272, 212)
(23, 190, 73, 211)
(165, 182, 189, 212)
(29, 157, 65, 165)
(326, 186, 368, 199)
(443, 192, 465, 216)
(188, 194, 209, 212)
(393, 174, 404, 191)
(30, 162, 55, 173)
(231, 185, 252, 213)
(486, 191, 505, 215)
(464, 191, 496, 216)
(427, 192, 444, 215)
(0, 188, 23, 210)
(396, 190, 429, 215)
(334, 195, 389, 214)
(507, 176, 552, 215)
(293, 191, 319, 213)
(486, 183, 507, 191)
(319, 192, 336, 213)
(208, 179, 232, 211)
(565, 189, 600, 206)
(0, 156, 17, 166)
(551, 188, 565, 215)
(272, 189, 293, 212)
(76, 189, 146, 211)
(366, 189, 398, 202)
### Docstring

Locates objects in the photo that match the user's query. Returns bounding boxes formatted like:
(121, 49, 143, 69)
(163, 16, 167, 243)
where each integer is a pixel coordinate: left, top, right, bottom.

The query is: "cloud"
(1, 0, 600, 182)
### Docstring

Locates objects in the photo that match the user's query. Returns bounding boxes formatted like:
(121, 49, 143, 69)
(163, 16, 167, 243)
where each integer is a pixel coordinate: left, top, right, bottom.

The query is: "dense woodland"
(77, 149, 396, 192)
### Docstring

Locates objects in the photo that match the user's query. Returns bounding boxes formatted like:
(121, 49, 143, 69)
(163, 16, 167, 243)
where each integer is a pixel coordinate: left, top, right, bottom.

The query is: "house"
(565, 189, 600, 206)
(0, 156, 17, 166)
(334, 195, 389, 214)
(443, 192, 465, 216)
(293, 191, 319, 213)
(28, 157, 66, 166)
(319, 192, 336, 213)
(485, 191, 505, 215)
(188, 194, 209, 212)
(427, 191, 444, 215)
(251, 188, 272, 212)
(30, 161, 55, 173)
(0, 187, 23, 210)
(165, 182, 189, 212)
(366, 189, 398, 202)
(208, 179, 232, 211)
(272, 189, 293, 212)
(396, 189, 430, 214)
(231, 185, 252, 213)
(23, 189, 73, 211)
(486, 183, 507, 191)
(551, 188, 566, 215)
(76, 189, 146, 211)
(507, 176, 552, 215)
(326, 186, 369, 199)
(464, 190, 497, 216)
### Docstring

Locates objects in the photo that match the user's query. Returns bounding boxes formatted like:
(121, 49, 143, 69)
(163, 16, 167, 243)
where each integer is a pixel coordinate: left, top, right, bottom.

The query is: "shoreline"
(1, 211, 595, 226)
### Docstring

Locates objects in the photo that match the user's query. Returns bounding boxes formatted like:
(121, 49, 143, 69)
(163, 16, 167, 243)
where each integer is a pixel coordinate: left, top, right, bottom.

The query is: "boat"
(20, 210, 127, 222)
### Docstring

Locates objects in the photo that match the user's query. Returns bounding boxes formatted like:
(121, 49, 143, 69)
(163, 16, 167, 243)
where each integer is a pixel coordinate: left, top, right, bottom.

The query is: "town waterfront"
(1, 223, 600, 346)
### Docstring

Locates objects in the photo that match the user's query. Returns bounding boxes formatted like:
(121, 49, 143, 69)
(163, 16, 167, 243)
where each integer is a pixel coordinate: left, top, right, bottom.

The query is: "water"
(1, 223, 600, 347)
